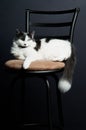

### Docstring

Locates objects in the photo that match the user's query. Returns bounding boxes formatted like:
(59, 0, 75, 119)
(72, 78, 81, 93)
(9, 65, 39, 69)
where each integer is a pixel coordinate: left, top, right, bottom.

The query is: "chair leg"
(53, 74, 64, 129)
(43, 77, 53, 130)
(20, 73, 26, 128)
(8, 74, 21, 127)
(8, 72, 25, 128)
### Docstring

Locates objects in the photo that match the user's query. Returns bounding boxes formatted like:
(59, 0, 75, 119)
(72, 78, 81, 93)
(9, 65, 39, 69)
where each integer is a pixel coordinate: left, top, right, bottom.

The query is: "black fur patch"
(34, 38, 52, 51)
(15, 31, 26, 41)
(45, 38, 51, 42)
(34, 39, 41, 51)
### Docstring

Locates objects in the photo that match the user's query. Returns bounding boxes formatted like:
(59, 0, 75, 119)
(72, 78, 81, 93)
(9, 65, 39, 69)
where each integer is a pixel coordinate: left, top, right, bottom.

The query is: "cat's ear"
(16, 29, 20, 35)
(16, 29, 23, 36)
(30, 31, 35, 40)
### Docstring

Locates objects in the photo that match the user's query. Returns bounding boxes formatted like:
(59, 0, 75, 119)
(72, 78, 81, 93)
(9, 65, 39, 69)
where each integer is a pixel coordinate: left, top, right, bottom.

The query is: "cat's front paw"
(23, 61, 31, 69)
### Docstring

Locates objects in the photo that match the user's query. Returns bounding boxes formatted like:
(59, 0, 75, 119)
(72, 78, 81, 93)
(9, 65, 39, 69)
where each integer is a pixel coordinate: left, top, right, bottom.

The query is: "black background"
(0, 0, 86, 129)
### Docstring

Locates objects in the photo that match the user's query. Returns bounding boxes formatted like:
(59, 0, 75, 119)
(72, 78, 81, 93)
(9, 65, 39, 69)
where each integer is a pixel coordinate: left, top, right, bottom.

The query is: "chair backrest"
(25, 8, 80, 43)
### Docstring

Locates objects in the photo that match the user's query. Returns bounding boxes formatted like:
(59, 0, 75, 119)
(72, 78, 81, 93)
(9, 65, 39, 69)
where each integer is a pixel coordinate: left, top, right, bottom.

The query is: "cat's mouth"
(18, 45, 28, 48)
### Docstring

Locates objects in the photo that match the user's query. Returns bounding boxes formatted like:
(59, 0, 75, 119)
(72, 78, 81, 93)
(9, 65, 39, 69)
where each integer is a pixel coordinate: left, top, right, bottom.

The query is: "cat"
(11, 29, 76, 93)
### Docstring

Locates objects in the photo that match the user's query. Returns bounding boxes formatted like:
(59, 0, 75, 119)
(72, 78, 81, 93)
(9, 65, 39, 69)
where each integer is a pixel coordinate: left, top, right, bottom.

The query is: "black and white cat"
(11, 29, 76, 93)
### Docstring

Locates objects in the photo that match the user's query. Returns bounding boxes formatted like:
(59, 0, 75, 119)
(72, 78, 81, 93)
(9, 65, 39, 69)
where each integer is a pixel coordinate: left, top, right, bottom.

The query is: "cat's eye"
(20, 36, 25, 41)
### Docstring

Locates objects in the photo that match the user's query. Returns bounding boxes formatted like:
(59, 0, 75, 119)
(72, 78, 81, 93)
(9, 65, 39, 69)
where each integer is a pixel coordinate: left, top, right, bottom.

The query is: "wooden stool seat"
(5, 59, 65, 71)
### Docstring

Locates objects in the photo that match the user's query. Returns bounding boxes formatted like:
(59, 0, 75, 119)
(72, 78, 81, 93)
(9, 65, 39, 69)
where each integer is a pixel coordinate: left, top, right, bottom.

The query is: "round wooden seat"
(5, 59, 65, 71)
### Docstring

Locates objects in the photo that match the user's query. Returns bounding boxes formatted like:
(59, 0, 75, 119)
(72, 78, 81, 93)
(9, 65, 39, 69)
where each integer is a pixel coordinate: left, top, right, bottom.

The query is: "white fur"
(11, 35, 72, 69)
(11, 39, 36, 60)
(39, 39, 71, 61)
(58, 78, 71, 93)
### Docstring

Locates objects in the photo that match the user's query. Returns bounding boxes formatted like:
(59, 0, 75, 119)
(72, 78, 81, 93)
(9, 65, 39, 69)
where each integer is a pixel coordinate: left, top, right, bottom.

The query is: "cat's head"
(13, 29, 36, 48)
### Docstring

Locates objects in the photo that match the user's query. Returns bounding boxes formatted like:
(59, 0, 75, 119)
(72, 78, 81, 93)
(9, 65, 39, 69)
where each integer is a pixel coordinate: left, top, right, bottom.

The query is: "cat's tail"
(58, 45, 76, 93)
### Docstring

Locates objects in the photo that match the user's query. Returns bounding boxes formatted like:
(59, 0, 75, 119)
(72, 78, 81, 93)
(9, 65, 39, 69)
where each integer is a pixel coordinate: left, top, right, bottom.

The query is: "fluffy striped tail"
(58, 45, 76, 93)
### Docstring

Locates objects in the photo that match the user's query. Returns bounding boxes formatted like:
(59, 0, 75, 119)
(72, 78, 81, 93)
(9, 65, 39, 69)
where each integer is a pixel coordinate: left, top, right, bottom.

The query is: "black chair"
(5, 8, 80, 130)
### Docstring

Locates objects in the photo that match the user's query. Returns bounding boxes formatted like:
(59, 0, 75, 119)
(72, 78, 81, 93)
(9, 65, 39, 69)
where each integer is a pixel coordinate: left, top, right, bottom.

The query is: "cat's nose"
(24, 43, 26, 46)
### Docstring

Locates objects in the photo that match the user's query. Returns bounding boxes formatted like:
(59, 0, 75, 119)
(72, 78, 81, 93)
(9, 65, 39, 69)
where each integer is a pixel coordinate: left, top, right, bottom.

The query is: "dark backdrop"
(0, 0, 86, 129)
